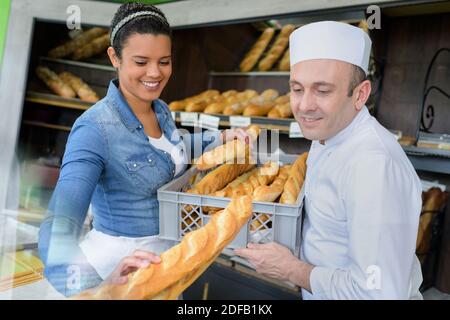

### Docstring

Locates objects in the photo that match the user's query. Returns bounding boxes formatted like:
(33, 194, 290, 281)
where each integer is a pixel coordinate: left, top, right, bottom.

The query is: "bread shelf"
(172, 111, 296, 133)
(209, 71, 290, 77)
(403, 145, 450, 175)
(26, 91, 93, 111)
(39, 56, 115, 72)
(22, 120, 72, 132)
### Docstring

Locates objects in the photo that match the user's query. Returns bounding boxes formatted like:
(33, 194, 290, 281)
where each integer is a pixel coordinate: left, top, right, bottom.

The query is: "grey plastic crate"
(157, 153, 304, 256)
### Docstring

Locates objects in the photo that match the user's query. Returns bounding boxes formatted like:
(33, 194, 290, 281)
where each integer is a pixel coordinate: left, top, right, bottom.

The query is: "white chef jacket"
(300, 106, 423, 300)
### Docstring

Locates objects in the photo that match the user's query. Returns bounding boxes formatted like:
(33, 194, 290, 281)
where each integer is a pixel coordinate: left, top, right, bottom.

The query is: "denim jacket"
(38, 79, 221, 296)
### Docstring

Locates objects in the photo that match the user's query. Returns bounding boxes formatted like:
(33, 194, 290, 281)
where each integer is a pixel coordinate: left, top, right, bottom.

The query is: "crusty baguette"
(243, 102, 275, 117)
(278, 48, 290, 71)
(72, 33, 110, 60)
(47, 27, 108, 59)
(274, 94, 289, 105)
(240, 28, 275, 72)
(35, 66, 76, 99)
(258, 24, 295, 71)
(223, 102, 247, 116)
(267, 102, 293, 118)
(168, 100, 187, 111)
(195, 125, 260, 171)
(231, 161, 280, 197)
(192, 163, 255, 195)
(253, 165, 291, 202)
(59, 71, 99, 103)
(279, 152, 308, 204)
(204, 102, 227, 114)
(74, 195, 253, 300)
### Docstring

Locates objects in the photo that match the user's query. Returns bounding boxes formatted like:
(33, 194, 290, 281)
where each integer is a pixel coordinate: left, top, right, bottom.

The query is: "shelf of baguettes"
(237, 20, 369, 73)
(39, 56, 115, 72)
(209, 71, 290, 77)
(173, 111, 294, 133)
(169, 89, 295, 131)
(25, 91, 94, 111)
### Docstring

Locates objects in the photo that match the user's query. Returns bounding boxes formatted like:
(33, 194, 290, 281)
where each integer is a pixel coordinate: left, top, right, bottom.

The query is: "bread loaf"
(193, 163, 255, 195)
(35, 66, 76, 99)
(195, 125, 260, 171)
(72, 33, 110, 60)
(279, 152, 308, 204)
(168, 100, 187, 111)
(239, 28, 275, 72)
(204, 102, 227, 114)
(258, 24, 295, 71)
(267, 102, 292, 118)
(223, 102, 247, 116)
(416, 188, 448, 255)
(74, 195, 253, 300)
(253, 165, 291, 202)
(59, 71, 99, 103)
(243, 102, 275, 117)
(231, 161, 279, 197)
(47, 27, 108, 59)
(278, 48, 290, 71)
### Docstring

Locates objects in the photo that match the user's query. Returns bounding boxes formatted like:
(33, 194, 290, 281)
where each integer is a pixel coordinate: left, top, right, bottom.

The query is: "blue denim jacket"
(38, 79, 221, 296)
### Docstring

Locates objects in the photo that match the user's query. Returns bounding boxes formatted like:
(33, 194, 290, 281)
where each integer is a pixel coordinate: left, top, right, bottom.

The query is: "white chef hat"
(289, 21, 372, 75)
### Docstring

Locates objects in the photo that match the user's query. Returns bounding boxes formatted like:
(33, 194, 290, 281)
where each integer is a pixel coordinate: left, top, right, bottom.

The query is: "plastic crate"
(157, 153, 304, 255)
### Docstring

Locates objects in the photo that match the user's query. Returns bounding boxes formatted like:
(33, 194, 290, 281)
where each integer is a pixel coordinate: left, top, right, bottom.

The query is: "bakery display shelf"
(403, 145, 450, 175)
(173, 111, 295, 133)
(26, 91, 93, 111)
(209, 71, 290, 77)
(22, 120, 71, 132)
(39, 56, 115, 72)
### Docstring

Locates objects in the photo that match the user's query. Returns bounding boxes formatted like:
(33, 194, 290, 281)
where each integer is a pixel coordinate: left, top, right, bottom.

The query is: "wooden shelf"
(22, 120, 71, 132)
(210, 71, 289, 77)
(26, 91, 93, 111)
(39, 56, 115, 72)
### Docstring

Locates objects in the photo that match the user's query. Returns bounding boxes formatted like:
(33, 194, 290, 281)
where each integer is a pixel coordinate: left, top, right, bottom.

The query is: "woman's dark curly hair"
(110, 2, 172, 59)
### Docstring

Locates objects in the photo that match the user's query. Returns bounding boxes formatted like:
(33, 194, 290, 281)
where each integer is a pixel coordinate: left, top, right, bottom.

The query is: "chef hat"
(289, 21, 372, 75)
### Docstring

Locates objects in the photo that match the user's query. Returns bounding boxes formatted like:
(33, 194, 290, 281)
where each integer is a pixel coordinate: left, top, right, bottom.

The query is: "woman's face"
(108, 33, 172, 104)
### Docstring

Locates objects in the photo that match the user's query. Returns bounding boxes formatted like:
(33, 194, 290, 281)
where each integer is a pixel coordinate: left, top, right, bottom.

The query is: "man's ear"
(353, 79, 371, 111)
(107, 46, 120, 69)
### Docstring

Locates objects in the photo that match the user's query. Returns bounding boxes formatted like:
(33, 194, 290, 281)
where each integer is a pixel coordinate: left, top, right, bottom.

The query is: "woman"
(38, 2, 249, 297)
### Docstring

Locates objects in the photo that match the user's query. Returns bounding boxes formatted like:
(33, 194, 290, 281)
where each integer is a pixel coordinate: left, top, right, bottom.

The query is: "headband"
(110, 11, 166, 45)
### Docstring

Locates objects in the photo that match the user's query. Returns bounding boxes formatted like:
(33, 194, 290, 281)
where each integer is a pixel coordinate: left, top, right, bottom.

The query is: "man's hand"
(234, 242, 314, 290)
(103, 250, 161, 285)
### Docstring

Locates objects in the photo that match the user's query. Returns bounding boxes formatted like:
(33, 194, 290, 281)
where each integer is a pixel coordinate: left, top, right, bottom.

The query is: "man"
(235, 21, 423, 300)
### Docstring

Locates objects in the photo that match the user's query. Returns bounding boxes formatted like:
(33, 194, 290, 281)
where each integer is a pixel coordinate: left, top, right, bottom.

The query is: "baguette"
(47, 27, 108, 59)
(204, 102, 227, 114)
(243, 102, 275, 117)
(35, 66, 76, 99)
(279, 152, 308, 204)
(193, 163, 255, 195)
(258, 24, 295, 71)
(278, 48, 290, 71)
(231, 161, 279, 197)
(416, 188, 448, 254)
(72, 33, 110, 60)
(253, 165, 291, 202)
(59, 71, 99, 103)
(267, 102, 293, 118)
(240, 28, 275, 72)
(74, 195, 253, 300)
(195, 125, 260, 171)
(223, 102, 247, 116)
(168, 100, 187, 111)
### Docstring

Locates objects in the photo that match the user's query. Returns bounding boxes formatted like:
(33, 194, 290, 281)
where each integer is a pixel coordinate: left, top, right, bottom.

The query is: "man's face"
(289, 59, 358, 142)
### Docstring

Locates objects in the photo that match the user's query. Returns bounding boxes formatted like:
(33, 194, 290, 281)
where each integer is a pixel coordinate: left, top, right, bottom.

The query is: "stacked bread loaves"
(35, 66, 99, 102)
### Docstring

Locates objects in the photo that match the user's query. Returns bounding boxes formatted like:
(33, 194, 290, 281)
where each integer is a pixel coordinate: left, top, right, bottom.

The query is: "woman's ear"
(107, 46, 120, 69)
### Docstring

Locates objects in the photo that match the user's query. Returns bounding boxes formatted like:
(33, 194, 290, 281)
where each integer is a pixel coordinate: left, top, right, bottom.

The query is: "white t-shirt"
(148, 134, 186, 176)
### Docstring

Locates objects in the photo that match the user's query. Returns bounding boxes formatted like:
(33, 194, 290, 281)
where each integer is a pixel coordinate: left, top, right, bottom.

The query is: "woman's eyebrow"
(132, 55, 172, 59)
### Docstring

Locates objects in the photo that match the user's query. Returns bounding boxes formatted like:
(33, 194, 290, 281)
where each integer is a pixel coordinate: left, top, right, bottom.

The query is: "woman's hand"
(103, 250, 161, 285)
(221, 127, 251, 145)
